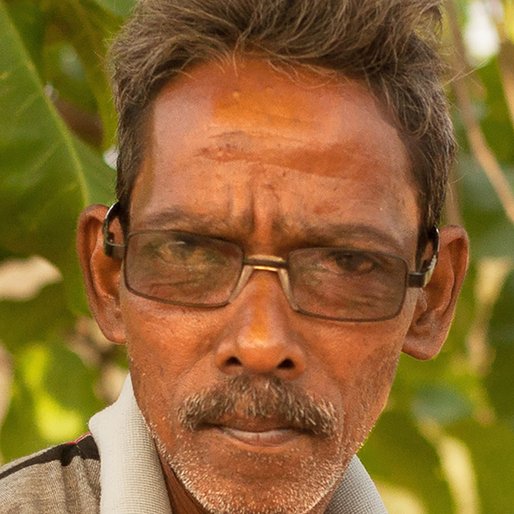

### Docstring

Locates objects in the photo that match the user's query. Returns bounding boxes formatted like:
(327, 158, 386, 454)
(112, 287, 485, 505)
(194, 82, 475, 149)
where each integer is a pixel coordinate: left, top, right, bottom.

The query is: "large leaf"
(0, 1, 114, 313)
(44, 0, 121, 148)
(5, 0, 47, 76)
(44, 40, 99, 117)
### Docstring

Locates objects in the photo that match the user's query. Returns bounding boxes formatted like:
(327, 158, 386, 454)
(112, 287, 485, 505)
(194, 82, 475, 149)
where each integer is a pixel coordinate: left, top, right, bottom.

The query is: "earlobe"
(403, 225, 469, 360)
(77, 204, 126, 344)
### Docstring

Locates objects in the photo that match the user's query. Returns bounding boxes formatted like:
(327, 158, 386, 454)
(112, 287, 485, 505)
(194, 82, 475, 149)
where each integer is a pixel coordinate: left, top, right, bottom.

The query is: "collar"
(89, 375, 387, 513)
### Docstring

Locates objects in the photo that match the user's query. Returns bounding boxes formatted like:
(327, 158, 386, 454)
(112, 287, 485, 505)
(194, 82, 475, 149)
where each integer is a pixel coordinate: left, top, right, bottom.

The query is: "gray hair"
(110, 0, 454, 243)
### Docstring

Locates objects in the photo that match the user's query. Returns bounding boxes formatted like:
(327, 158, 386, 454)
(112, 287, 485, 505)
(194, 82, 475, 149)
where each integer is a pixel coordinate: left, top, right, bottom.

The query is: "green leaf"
(476, 58, 514, 164)
(447, 419, 514, 514)
(45, 0, 121, 148)
(5, 0, 47, 76)
(0, 1, 113, 313)
(0, 245, 18, 262)
(1, 340, 104, 462)
(458, 156, 514, 259)
(485, 269, 514, 426)
(361, 410, 455, 513)
(74, 137, 116, 206)
(44, 40, 98, 115)
(412, 385, 474, 425)
(0, 282, 73, 353)
(92, 0, 136, 17)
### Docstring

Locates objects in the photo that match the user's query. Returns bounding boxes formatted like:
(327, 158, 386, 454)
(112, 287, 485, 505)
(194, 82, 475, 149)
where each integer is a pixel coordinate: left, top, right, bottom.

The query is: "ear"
(403, 225, 469, 360)
(77, 204, 126, 344)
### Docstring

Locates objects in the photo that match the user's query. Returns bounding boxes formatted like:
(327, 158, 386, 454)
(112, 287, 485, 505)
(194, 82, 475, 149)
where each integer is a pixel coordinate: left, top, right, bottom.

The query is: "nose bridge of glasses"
(227, 255, 297, 309)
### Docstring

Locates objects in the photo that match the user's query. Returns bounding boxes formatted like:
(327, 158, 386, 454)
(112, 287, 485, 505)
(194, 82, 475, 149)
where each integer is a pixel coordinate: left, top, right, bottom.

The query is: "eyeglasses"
(103, 203, 439, 322)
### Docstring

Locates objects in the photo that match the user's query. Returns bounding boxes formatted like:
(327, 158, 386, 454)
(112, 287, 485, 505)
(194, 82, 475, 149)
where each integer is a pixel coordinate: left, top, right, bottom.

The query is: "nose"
(214, 272, 306, 380)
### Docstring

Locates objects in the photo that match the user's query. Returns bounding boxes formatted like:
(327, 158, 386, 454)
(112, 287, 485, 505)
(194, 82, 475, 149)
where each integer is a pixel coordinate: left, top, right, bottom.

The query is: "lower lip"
(217, 426, 302, 447)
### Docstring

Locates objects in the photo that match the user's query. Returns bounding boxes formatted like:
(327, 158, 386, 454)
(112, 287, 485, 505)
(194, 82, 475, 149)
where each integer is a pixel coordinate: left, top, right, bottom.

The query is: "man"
(0, 0, 469, 512)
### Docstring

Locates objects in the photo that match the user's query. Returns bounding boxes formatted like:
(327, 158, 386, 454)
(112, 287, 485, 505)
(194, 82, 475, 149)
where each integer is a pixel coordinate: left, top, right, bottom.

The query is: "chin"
(152, 422, 350, 514)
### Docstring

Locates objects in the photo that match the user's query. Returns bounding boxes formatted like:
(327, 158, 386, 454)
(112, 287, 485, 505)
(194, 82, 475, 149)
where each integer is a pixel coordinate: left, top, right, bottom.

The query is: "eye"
(149, 239, 190, 262)
(329, 250, 378, 274)
(145, 233, 235, 271)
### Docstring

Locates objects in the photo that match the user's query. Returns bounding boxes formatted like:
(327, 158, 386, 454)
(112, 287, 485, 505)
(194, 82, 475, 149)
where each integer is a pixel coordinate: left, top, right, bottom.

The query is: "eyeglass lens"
(288, 248, 407, 320)
(123, 231, 410, 321)
(126, 231, 243, 306)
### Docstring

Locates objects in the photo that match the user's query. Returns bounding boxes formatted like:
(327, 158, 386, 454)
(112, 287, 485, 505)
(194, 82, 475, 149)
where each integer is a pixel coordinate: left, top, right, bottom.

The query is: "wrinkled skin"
(78, 58, 469, 514)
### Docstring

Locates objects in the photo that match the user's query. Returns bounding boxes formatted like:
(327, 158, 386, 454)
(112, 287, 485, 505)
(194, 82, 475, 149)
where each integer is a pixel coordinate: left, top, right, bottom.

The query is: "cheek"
(122, 291, 211, 362)
(350, 343, 400, 414)
(319, 320, 408, 443)
(120, 297, 218, 414)
(318, 314, 408, 381)
(342, 342, 400, 457)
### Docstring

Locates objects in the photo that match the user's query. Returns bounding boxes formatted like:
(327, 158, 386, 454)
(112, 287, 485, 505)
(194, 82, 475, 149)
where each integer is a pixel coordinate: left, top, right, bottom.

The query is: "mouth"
(204, 419, 307, 447)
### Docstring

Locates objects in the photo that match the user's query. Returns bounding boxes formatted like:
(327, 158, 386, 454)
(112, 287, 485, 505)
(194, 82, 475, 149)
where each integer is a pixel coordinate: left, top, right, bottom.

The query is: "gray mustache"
(178, 375, 339, 437)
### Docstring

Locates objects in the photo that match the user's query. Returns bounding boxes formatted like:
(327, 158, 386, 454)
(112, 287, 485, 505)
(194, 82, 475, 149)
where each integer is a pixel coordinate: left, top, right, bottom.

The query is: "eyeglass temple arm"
(103, 202, 125, 259)
(407, 227, 440, 288)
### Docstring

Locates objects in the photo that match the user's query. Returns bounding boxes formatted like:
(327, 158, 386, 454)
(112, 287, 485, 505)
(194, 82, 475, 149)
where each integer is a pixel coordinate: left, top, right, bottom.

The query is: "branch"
(485, 0, 514, 129)
(445, 0, 514, 226)
(498, 39, 514, 130)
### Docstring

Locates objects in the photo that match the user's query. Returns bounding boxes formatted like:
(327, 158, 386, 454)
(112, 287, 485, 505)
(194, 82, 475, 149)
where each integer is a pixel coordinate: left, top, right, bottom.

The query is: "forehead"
(144, 59, 409, 173)
(132, 58, 418, 250)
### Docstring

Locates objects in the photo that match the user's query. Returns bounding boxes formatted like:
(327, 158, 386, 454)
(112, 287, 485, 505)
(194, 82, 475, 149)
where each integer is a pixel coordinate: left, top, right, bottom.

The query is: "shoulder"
(0, 434, 100, 513)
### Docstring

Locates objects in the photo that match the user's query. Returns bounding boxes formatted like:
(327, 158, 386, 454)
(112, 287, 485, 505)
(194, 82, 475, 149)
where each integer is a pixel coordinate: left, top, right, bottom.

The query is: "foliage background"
(0, 0, 513, 512)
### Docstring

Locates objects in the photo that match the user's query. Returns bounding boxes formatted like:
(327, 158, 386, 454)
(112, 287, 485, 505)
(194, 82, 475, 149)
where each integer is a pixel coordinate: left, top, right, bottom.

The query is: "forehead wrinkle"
(193, 130, 410, 185)
(196, 131, 304, 162)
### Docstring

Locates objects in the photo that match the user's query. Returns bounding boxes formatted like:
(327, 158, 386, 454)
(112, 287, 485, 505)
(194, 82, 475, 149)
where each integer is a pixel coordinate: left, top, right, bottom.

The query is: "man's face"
(123, 59, 420, 513)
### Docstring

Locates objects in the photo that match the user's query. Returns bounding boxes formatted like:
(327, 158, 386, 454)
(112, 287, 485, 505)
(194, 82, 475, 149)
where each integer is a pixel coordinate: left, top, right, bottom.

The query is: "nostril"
(278, 358, 294, 370)
(226, 356, 242, 367)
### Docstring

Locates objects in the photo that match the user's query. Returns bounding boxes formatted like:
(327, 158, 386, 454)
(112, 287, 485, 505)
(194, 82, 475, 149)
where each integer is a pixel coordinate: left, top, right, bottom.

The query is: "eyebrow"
(287, 221, 407, 254)
(132, 207, 252, 235)
(134, 208, 407, 254)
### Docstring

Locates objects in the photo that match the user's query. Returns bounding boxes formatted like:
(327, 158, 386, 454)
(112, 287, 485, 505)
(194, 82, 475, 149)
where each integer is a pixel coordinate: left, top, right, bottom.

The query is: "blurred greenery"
(0, 0, 513, 512)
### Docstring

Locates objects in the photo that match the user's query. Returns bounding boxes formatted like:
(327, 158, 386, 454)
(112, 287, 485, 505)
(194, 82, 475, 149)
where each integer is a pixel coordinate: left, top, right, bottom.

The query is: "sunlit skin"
(78, 58, 469, 514)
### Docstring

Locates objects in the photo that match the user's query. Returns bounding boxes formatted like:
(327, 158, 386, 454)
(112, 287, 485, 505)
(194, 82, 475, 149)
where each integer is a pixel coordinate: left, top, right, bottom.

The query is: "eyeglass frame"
(102, 202, 440, 322)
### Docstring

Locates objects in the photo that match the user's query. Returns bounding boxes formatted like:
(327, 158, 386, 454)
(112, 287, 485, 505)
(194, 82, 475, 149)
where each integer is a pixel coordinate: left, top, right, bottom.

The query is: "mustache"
(177, 375, 339, 437)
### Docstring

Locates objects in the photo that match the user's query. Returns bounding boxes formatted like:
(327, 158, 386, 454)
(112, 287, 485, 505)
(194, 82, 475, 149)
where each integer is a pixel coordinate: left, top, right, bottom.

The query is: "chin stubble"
(149, 375, 349, 514)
